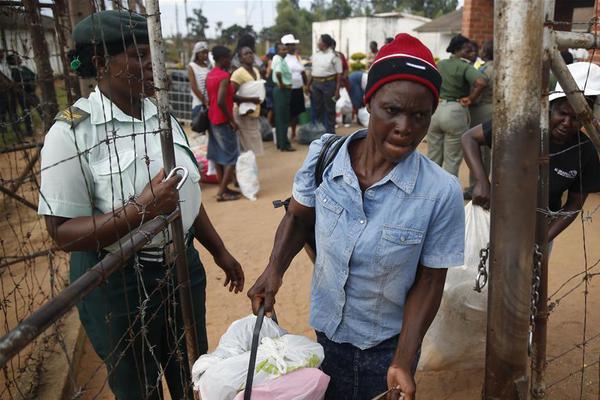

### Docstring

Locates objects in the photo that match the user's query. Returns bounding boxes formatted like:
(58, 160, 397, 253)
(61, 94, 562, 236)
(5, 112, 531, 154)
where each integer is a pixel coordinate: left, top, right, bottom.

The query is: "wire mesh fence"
(0, 2, 599, 400)
(1, 1, 202, 399)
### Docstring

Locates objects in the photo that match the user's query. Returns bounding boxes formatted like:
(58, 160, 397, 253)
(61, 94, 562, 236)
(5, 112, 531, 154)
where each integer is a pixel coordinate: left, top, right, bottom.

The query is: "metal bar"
(484, 0, 544, 398)
(0, 142, 42, 155)
(531, 2, 555, 398)
(550, 43, 600, 155)
(9, 147, 41, 193)
(146, 0, 200, 373)
(0, 183, 37, 210)
(0, 248, 57, 270)
(555, 31, 600, 51)
(0, 210, 179, 368)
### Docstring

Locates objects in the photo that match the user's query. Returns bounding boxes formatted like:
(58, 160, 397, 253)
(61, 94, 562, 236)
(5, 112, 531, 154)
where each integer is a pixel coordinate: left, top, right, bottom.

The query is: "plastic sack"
(419, 202, 490, 371)
(192, 315, 325, 400)
(233, 368, 330, 400)
(236, 151, 260, 201)
(357, 107, 369, 127)
(335, 88, 352, 115)
(259, 116, 273, 141)
(297, 123, 326, 145)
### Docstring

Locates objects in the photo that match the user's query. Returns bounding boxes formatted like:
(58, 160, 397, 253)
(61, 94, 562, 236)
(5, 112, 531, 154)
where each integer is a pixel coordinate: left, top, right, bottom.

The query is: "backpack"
(273, 134, 348, 263)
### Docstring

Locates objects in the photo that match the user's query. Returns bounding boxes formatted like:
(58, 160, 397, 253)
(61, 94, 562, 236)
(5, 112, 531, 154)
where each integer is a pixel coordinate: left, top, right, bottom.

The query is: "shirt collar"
(330, 129, 420, 194)
(88, 86, 158, 125)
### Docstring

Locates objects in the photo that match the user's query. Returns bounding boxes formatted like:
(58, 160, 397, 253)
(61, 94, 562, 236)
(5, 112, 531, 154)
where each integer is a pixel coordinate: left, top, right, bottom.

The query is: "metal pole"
(146, 0, 200, 370)
(531, 2, 555, 398)
(550, 43, 600, 154)
(0, 210, 180, 368)
(67, 0, 95, 97)
(22, 0, 59, 131)
(484, 0, 544, 398)
(555, 31, 599, 51)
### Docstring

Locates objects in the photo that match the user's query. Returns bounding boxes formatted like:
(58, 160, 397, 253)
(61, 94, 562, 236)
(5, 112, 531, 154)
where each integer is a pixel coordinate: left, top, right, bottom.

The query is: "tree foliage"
(269, 0, 314, 54)
(371, 0, 458, 18)
(219, 24, 256, 46)
(187, 8, 208, 40)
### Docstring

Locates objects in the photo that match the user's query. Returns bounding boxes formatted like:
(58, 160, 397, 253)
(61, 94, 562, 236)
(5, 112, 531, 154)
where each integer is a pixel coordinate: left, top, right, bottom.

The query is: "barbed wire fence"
(527, 10, 600, 400)
(0, 1, 202, 399)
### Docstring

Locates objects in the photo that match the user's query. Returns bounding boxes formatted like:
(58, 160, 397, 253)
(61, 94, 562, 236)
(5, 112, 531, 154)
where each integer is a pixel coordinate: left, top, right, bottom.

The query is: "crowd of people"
(32, 8, 600, 400)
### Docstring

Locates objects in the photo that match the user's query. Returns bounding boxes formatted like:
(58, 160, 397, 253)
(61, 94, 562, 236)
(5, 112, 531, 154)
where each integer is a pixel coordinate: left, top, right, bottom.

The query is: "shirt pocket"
(90, 150, 137, 206)
(315, 190, 343, 236)
(376, 225, 425, 270)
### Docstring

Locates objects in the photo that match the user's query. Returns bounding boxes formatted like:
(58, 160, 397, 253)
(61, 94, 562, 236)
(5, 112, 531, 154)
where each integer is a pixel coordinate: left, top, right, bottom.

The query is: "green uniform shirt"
(271, 54, 292, 86)
(437, 56, 484, 100)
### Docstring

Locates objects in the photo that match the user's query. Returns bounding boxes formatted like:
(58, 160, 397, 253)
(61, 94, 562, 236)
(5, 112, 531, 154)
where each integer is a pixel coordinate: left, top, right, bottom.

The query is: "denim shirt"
(292, 131, 465, 350)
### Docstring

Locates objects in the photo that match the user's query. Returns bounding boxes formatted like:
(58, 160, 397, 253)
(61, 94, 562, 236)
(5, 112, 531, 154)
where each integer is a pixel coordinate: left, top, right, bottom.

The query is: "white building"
(311, 12, 431, 58)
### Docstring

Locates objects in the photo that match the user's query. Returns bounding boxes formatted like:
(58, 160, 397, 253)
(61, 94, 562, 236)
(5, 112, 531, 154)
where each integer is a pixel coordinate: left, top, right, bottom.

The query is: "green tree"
(325, 0, 352, 19)
(272, 0, 314, 54)
(370, 0, 458, 18)
(187, 8, 208, 40)
(397, 0, 458, 18)
(219, 24, 256, 46)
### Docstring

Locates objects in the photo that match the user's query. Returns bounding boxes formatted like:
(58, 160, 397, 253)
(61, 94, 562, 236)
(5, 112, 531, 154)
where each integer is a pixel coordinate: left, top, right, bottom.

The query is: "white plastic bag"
(192, 315, 325, 400)
(236, 151, 260, 201)
(357, 107, 369, 127)
(419, 202, 490, 371)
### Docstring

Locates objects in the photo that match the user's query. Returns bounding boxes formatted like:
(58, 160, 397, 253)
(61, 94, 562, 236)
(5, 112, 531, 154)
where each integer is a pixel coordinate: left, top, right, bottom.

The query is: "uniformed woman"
(38, 10, 244, 400)
(426, 34, 488, 177)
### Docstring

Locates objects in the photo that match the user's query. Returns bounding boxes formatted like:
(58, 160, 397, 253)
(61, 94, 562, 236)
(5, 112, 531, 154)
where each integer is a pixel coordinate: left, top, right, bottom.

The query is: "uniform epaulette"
(54, 106, 90, 127)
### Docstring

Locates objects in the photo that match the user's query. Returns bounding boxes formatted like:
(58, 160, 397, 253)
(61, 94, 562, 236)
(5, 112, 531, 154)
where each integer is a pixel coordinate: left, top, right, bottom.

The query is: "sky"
(159, 0, 312, 38)
(159, 0, 464, 39)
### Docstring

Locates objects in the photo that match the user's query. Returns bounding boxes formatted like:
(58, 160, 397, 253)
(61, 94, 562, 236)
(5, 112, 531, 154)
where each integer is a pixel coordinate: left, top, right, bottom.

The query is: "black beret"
(72, 10, 148, 54)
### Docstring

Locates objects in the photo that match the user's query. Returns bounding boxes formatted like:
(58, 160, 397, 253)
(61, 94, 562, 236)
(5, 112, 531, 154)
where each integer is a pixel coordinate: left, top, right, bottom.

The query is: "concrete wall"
(312, 15, 432, 59)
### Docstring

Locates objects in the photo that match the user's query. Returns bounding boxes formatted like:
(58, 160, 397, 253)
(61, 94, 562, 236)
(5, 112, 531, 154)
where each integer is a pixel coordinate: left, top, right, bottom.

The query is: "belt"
(138, 241, 176, 265)
(439, 98, 458, 102)
(312, 75, 337, 82)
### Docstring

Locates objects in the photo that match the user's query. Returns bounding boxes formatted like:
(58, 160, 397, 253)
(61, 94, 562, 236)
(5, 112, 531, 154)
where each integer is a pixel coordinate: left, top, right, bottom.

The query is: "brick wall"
(461, 0, 494, 45)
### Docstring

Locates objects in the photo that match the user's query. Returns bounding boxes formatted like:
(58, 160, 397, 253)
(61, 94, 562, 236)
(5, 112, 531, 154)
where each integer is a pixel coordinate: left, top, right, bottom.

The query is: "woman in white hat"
(282, 33, 307, 142)
(188, 41, 211, 126)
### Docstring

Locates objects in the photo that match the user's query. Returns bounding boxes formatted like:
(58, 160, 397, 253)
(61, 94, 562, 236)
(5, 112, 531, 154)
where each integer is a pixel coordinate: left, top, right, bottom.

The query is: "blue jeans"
(316, 331, 419, 400)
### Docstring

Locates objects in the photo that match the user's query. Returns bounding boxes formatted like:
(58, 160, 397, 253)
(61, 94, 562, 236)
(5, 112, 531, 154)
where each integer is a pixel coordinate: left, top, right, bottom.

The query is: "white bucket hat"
(281, 34, 300, 44)
(190, 41, 209, 62)
(550, 61, 600, 102)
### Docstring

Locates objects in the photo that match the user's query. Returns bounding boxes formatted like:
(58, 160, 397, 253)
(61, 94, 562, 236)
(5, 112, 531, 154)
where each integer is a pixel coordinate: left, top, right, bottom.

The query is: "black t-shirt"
(482, 121, 600, 211)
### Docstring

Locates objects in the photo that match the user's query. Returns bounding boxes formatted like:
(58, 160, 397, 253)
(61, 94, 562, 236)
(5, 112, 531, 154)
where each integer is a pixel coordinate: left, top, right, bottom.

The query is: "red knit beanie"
(365, 33, 441, 107)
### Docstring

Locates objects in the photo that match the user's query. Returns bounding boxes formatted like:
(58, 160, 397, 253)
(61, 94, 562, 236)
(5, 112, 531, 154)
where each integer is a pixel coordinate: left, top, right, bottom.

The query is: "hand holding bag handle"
(244, 304, 278, 400)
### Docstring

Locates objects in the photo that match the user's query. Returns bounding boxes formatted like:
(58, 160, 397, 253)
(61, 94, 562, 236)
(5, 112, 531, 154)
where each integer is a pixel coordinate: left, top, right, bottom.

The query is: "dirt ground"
(47, 124, 600, 399)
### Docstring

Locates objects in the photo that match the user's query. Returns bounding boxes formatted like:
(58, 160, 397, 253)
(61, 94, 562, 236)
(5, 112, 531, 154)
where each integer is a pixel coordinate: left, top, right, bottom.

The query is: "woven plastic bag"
(236, 151, 260, 201)
(418, 202, 490, 371)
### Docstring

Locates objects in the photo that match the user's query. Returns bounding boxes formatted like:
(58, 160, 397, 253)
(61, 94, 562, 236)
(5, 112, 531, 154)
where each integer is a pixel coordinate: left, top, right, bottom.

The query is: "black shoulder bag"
(273, 135, 348, 263)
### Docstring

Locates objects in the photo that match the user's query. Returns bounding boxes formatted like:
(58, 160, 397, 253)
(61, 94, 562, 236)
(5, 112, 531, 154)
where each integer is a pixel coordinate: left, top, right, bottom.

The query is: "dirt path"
(72, 124, 600, 399)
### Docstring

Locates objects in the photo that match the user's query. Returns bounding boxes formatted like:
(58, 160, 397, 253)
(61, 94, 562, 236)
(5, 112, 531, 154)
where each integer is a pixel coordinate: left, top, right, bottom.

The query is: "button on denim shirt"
(292, 131, 465, 350)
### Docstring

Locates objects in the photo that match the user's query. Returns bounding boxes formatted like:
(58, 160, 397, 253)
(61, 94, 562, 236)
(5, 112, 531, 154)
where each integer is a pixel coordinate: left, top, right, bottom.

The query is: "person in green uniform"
(465, 39, 493, 199)
(271, 42, 295, 151)
(426, 34, 488, 177)
(38, 10, 245, 400)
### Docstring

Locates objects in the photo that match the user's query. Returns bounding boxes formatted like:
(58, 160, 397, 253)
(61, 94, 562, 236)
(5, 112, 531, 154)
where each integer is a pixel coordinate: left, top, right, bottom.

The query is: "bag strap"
(272, 134, 348, 211)
(244, 305, 278, 400)
(314, 134, 348, 187)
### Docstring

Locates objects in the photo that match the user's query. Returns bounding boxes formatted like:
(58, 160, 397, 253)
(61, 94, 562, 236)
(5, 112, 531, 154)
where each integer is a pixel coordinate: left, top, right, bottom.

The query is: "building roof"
(414, 8, 462, 33)
(372, 12, 431, 23)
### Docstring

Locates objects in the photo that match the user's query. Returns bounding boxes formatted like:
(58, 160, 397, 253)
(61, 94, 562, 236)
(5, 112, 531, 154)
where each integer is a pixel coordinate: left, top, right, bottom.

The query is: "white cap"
(550, 62, 600, 102)
(281, 34, 300, 44)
